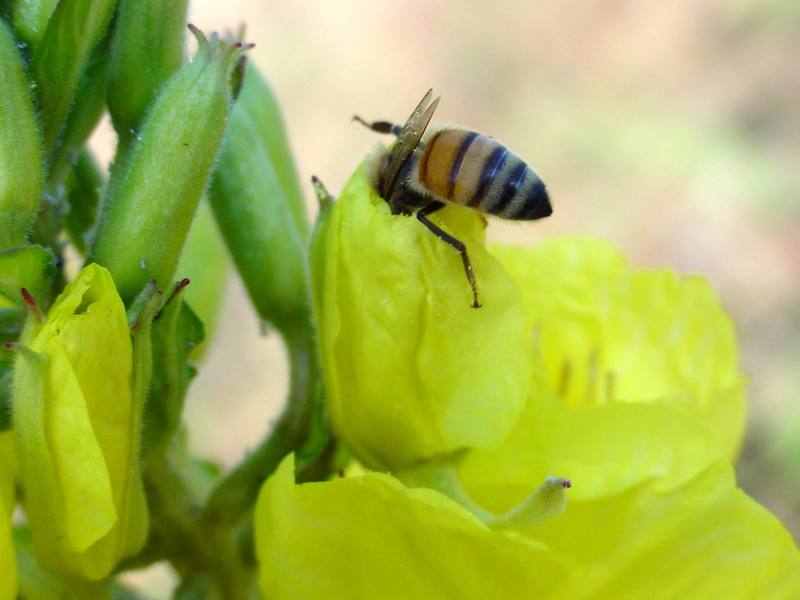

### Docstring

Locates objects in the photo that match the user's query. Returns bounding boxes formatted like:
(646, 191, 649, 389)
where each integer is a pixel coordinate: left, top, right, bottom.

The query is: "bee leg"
(352, 115, 403, 136)
(416, 201, 482, 309)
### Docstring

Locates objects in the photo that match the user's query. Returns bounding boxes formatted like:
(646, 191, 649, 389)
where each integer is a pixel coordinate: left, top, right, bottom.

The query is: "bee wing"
(381, 90, 440, 198)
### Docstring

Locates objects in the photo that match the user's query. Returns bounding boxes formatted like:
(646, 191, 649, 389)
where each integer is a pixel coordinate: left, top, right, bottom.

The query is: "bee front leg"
(416, 201, 482, 309)
(352, 115, 403, 136)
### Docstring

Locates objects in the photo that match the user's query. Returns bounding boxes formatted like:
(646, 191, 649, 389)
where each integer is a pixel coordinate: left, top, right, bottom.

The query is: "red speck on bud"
(4, 342, 16, 350)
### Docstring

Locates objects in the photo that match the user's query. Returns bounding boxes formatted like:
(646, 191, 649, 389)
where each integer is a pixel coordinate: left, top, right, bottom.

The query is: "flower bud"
(208, 61, 308, 330)
(107, 0, 189, 141)
(0, 19, 44, 248)
(31, 0, 116, 151)
(312, 164, 531, 471)
(10, 0, 57, 48)
(13, 264, 148, 580)
(90, 29, 250, 303)
(0, 246, 55, 308)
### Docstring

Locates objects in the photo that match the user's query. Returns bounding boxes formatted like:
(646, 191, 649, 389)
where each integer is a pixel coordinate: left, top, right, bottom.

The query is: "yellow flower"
(275, 191, 799, 598)
(13, 264, 148, 580)
(312, 164, 531, 470)
(493, 237, 744, 457)
(457, 237, 744, 509)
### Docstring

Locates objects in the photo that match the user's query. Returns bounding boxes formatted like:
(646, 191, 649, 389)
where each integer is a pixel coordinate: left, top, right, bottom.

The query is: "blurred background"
(96, 0, 800, 593)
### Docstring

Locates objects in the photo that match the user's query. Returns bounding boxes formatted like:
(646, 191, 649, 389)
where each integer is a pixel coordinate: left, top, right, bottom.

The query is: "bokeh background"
(99, 0, 800, 594)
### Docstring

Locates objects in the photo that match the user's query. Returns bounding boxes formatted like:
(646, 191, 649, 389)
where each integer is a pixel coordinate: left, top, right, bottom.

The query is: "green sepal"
(175, 201, 228, 359)
(31, 0, 117, 152)
(107, 0, 189, 138)
(47, 46, 110, 185)
(13, 528, 111, 600)
(0, 18, 44, 249)
(64, 149, 104, 254)
(0, 357, 15, 431)
(143, 295, 204, 454)
(0, 245, 54, 308)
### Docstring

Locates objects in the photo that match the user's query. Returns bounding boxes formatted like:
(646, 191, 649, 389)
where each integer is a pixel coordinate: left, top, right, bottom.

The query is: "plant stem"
(202, 311, 319, 529)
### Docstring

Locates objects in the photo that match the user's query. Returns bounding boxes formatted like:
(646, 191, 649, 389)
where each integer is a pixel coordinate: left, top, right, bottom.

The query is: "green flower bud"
(0, 19, 44, 248)
(0, 245, 54, 308)
(31, 0, 116, 152)
(312, 164, 531, 471)
(13, 264, 148, 580)
(107, 0, 189, 140)
(0, 433, 16, 600)
(90, 29, 250, 303)
(10, 0, 57, 48)
(208, 61, 308, 330)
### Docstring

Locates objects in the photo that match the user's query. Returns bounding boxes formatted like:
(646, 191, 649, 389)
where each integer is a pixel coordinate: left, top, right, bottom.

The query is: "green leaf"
(31, 0, 116, 152)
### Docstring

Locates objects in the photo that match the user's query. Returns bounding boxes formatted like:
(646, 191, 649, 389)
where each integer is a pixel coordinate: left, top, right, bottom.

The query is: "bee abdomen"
(418, 128, 551, 221)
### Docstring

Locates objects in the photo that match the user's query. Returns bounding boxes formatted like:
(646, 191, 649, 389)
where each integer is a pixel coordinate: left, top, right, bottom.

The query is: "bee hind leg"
(416, 201, 482, 309)
(352, 115, 403, 136)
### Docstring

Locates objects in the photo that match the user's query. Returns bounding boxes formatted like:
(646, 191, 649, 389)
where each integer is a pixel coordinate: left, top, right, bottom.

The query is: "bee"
(354, 89, 552, 308)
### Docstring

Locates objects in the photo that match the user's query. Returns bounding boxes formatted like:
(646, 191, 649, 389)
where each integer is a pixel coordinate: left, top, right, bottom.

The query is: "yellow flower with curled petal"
(13, 264, 148, 581)
(287, 196, 800, 599)
(312, 163, 532, 470)
(255, 454, 800, 600)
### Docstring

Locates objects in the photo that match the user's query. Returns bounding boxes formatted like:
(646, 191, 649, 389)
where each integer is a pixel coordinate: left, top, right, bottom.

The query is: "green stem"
(202, 313, 318, 529)
(142, 455, 256, 600)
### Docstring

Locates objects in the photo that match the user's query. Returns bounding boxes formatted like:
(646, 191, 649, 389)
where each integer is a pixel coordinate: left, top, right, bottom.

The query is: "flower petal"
(492, 237, 745, 458)
(316, 165, 531, 469)
(255, 456, 572, 600)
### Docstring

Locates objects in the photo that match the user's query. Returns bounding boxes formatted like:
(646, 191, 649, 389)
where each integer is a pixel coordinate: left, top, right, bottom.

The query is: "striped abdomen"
(416, 128, 552, 221)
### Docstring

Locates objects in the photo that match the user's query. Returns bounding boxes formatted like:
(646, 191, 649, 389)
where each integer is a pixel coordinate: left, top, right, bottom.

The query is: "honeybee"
(354, 89, 552, 308)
